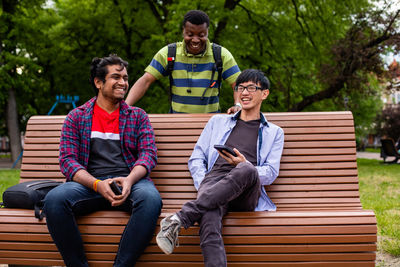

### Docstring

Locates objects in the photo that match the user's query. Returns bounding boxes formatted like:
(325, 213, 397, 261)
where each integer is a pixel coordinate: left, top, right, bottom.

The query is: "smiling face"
(183, 21, 208, 55)
(238, 81, 269, 112)
(95, 64, 128, 103)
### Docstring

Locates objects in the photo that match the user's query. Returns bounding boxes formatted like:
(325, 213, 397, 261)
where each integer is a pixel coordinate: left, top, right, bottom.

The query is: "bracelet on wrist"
(93, 179, 100, 192)
(235, 103, 242, 108)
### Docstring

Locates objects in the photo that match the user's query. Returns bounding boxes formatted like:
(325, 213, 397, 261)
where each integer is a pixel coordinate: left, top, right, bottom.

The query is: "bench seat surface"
(0, 112, 376, 266)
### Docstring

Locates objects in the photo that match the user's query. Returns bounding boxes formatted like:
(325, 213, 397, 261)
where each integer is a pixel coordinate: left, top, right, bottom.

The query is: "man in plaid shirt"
(44, 54, 162, 267)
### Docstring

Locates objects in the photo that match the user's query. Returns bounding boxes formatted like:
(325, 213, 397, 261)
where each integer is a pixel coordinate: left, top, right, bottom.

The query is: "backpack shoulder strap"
(212, 43, 223, 93)
(166, 43, 177, 104)
(166, 43, 176, 76)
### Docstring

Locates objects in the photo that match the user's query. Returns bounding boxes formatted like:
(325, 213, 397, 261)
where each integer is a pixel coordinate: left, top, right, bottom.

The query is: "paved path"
(356, 151, 381, 160)
(0, 158, 14, 169)
(357, 151, 400, 164)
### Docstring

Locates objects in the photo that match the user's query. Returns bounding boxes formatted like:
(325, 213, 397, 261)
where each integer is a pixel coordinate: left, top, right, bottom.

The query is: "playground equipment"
(47, 95, 79, 115)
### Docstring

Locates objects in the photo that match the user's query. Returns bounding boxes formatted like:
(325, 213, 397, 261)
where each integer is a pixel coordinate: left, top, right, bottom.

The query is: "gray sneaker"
(156, 214, 182, 255)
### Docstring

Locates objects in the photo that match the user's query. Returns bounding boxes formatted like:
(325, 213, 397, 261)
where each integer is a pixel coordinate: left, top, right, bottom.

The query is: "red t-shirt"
(86, 103, 130, 178)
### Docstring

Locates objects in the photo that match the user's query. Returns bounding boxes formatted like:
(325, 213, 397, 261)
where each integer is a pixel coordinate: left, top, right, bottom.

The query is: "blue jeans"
(43, 178, 162, 267)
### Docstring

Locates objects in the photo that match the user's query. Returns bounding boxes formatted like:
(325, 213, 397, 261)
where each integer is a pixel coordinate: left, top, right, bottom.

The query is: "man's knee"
(143, 190, 162, 211)
(235, 162, 258, 181)
(44, 182, 90, 216)
(43, 184, 69, 213)
(131, 184, 162, 214)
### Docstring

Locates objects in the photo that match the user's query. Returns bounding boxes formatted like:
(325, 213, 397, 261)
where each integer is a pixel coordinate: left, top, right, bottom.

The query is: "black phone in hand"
(214, 144, 237, 157)
(110, 181, 122, 195)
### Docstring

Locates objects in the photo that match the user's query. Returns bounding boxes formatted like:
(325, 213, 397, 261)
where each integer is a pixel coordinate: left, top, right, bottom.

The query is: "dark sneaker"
(156, 214, 182, 255)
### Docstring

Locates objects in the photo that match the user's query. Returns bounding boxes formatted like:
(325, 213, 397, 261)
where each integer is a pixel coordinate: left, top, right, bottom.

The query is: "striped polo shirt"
(145, 40, 240, 113)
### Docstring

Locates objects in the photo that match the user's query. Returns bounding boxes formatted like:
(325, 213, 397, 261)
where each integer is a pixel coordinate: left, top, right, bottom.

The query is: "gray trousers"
(177, 162, 261, 267)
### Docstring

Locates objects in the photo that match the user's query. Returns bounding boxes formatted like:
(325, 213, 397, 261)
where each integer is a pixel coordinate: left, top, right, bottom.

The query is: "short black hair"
(90, 54, 128, 95)
(182, 10, 210, 28)
(236, 69, 270, 90)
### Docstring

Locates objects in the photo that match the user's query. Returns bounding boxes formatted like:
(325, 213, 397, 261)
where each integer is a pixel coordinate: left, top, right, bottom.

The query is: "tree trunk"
(6, 87, 22, 166)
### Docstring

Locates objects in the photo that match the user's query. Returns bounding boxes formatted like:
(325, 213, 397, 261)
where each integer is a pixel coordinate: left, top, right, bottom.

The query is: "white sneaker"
(156, 214, 182, 254)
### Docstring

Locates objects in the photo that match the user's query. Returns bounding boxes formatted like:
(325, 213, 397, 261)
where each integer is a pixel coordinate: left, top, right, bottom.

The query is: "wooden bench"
(0, 112, 377, 266)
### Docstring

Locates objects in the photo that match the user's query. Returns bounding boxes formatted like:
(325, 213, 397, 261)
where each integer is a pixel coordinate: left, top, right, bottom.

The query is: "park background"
(0, 0, 399, 266)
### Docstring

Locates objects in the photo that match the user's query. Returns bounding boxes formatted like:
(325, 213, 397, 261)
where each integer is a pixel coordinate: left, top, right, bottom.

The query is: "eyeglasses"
(234, 84, 262, 92)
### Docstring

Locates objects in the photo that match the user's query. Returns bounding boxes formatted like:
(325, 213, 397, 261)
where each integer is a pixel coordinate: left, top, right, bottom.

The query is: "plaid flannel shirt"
(59, 97, 157, 181)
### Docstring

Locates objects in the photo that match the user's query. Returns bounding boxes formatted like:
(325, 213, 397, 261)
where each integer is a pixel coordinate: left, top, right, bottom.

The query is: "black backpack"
(1, 180, 62, 220)
(165, 42, 223, 103)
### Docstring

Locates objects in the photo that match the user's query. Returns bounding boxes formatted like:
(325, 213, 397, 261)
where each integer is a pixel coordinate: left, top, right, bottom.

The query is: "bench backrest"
(21, 112, 361, 211)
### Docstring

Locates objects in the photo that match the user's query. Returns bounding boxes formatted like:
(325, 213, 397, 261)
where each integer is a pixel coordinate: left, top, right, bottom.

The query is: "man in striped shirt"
(125, 10, 241, 113)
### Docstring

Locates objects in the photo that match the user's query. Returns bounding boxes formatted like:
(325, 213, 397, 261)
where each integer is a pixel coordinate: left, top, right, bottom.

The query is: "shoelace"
(162, 220, 180, 247)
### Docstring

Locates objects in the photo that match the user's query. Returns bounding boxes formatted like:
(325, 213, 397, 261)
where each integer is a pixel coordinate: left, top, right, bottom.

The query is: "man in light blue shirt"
(156, 69, 284, 266)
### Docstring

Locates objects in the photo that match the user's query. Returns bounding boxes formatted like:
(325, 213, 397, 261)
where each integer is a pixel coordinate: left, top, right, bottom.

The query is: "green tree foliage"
(1, 0, 400, 157)
(0, 0, 48, 118)
(0, 0, 50, 162)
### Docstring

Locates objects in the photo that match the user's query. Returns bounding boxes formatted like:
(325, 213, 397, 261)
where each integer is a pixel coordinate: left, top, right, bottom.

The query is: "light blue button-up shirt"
(188, 112, 284, 211)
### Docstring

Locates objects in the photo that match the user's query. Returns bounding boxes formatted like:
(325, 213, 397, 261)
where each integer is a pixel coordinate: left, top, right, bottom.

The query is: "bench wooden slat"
(152, 177, 360, 185)
(268, 184, 359, 191)
(19, 162, 359, 172)
(149, 169, 360, 178)
(280, 155, 357, 162)
(137, 263, 374, 267)
(0, 251, 377, 262)
(0, 260, 375, 267)
(21, 155, 359, 165)
(22, 150, 59, 157)
(155, 184, 360, 192)
(26, 124, 63, 131)
(20, 171, 64, 178)
(24, 137, 60, 144)
(23, 133, 357, 144)
(160, 203, 364, 209)
(0, 233, 376, 246)
(278, 169, 358, 176)
(272, 205, 364, 212)
(271, 177, 359, 184)
(25, 131, 61, 138)
(282, 148, 355, 155)
(155, 134, 357, 143)
(140, 253, 376, 261)
(146, 244, 377, 253)
(282, 127, 355, 134)
(0, 210, 376, 228)
(0, 242, 377, 253)
(150, 120, 355, 129)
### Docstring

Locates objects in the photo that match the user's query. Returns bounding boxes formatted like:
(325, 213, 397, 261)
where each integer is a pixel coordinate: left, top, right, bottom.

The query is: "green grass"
(358, 158, 400, 256)
(0, 160, 399, 257)
(0, 169, 20, 202)
(364, 147, 380, 153)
